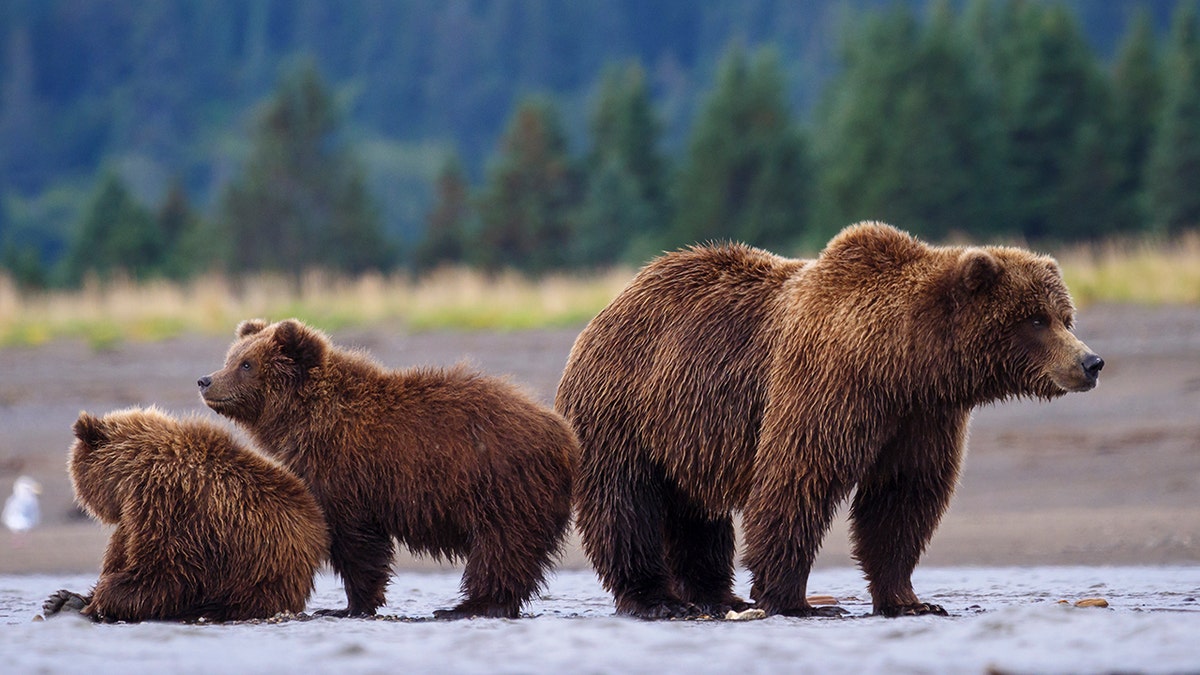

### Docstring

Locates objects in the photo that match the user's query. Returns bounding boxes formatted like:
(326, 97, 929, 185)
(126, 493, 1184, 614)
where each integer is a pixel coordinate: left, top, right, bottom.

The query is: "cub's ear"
(73, 412, 106, 446)
(273, 319, 328, 375)
(237, 319, 269, 338)
(960, 249, 1002, 293)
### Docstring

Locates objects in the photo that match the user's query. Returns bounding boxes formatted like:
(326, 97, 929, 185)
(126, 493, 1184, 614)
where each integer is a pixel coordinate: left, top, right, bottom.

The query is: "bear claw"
(877, 602, 949, 617)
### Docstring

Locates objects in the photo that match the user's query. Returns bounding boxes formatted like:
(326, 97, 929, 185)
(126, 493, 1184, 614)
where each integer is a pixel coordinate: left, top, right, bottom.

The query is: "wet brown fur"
(200, 319, 578, 619)
(66, 406, 329, 622)
(555, 222, 1102, 618)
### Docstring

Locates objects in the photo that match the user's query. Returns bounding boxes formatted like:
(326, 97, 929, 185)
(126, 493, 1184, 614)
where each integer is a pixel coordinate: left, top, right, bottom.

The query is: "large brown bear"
(556, 222, 1104, 619)
(45, 407, 328, 622)
(199, 319, 578, 619)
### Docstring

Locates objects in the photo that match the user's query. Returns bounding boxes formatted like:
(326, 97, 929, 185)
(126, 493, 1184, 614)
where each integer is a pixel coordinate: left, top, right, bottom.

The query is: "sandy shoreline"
(2, 302, 1199, 575)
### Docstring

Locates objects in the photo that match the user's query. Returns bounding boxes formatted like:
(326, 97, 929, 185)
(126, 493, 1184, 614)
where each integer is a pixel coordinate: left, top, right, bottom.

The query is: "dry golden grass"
(1, 232, 1196, 347)
(1056, 231, 1200, 307)
(0, 267, 634, 348)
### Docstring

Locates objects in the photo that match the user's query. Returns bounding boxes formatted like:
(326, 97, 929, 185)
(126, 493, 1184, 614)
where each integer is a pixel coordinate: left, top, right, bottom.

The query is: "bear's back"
(558, 243, 806, 511)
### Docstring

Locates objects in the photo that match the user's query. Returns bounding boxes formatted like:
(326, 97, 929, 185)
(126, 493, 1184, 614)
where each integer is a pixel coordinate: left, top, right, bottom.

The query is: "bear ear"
(237, 319, 269, 338)
(73, 412, 106, 446)
(960, 249, 1002, 294)
(273, 319, 328, 375)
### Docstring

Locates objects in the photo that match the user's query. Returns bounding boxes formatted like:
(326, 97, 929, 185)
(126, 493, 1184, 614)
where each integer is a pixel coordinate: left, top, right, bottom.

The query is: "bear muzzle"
(1054, 350, 1104, 393)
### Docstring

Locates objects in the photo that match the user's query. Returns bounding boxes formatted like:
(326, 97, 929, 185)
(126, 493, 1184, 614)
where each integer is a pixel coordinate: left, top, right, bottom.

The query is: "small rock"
(1074, 598, 1109, 608)
(724, 608, 767, 621)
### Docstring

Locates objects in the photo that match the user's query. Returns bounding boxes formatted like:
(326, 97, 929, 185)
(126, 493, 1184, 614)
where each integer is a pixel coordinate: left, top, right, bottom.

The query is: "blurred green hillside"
(1, 0, 1196, 288)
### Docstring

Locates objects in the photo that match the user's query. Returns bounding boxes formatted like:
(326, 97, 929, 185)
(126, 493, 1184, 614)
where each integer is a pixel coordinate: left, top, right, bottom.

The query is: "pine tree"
(219, 63, 391, 278)
(476, 97, 580, 273)
(414, 155, 472, 272)
(1110, 9, 1162, 233)
(817, 2, 1007, 240)
(1146, 2, 1200, 234)
(671, 44, 811, 250)
(993, 3, 1119, 239)
(575, 61, 669, 265)
(62, 172, 163, 284)
(157, 179, 213, 280)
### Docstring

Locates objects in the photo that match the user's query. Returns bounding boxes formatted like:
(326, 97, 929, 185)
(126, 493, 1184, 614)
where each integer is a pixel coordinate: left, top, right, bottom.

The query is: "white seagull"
(3, 476, 42, 545)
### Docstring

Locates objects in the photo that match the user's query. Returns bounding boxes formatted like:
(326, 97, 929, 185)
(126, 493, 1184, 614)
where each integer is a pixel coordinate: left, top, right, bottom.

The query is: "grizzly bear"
(198, 319, 578, 619)
(44, 407, 328, 623)
(556, 222, 1104, 619)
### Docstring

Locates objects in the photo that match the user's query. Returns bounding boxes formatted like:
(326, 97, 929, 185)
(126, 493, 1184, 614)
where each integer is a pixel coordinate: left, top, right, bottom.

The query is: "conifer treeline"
(4, 1, 1198, 285)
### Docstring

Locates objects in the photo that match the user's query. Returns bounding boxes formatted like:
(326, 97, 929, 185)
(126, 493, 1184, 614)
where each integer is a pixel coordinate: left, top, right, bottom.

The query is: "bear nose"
(1082, 353, 1104, 380)
(197, 376, 212, 389)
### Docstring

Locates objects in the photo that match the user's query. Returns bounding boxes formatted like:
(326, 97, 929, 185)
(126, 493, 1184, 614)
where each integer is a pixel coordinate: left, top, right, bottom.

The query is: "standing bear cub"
(45, 407, 328, 622)
(200, 319, 578, 619)
(556, 222, 1103, 619)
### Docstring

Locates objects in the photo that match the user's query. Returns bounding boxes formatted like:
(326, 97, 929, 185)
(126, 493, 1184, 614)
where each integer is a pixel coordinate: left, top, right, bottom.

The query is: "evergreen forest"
(0, 0, 1195, 286)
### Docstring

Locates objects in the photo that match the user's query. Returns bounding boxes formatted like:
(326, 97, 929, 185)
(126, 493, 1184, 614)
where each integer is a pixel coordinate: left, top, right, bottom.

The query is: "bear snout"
(1081, 353, 1104, 383)
(198, 376, 213, 390)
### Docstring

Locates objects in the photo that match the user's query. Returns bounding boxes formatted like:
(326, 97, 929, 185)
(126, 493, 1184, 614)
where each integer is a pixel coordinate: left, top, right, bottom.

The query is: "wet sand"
(2, 303, 1199, 574)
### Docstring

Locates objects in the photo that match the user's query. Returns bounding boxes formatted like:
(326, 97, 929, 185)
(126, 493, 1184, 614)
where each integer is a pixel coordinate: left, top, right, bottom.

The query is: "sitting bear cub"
(45, 407, 328, 622)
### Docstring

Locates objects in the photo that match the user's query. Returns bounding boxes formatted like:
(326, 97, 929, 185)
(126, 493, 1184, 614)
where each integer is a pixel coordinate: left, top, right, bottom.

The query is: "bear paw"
(777, 604, 849, 618)
(42, 590, 89, 618)
(312, 607, 374, 619)
(876, 602, 949, 618)
(433, 601, 519, 620)
(621, 600, 707, 620)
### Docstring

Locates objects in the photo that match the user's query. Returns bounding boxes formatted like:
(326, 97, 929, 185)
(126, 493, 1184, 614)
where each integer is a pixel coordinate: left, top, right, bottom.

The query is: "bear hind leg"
(438, 503, 571, 620)
(577, 462, 697, 619)
(662, 493, 745, 615)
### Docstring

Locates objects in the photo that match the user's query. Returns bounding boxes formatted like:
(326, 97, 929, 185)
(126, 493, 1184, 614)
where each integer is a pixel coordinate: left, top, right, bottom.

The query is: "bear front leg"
(321, 522, 394, 617)
(849, 410, 967, 618)
(742, 469, 852, 618)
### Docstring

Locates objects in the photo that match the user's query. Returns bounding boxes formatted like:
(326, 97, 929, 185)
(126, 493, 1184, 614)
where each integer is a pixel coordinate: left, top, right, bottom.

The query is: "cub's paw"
(877, 602, 949, 618)
(42, 590, 89, 618)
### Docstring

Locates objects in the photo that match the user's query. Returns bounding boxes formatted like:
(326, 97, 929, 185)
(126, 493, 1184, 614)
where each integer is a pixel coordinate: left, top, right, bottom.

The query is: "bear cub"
(200, 318, 578, 619)
(44, 407, 328, 622)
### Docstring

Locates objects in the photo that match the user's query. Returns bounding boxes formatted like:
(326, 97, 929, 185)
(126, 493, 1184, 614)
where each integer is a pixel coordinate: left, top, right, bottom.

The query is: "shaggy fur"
(200, 319, 578, 619)
(54, 407, 328, 622)
(555, 222, 1104, 619)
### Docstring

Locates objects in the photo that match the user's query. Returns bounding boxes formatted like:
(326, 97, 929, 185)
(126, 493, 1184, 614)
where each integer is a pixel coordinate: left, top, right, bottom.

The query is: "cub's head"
(198, 319, 330, 426)
(69, 407, 174, 523)
(945, 245, 1103, 401)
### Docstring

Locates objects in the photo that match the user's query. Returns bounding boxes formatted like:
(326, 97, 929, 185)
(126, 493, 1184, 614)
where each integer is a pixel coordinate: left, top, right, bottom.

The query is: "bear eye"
(1030, 315, 1048, 329)
(240, 361, 252, 371)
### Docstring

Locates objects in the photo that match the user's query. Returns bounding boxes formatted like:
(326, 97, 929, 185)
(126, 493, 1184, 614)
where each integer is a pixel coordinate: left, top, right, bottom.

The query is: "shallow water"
(2, 566, 1198, 674)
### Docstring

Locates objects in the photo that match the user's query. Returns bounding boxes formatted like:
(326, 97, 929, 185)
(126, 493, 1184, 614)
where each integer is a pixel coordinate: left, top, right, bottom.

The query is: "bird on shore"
(3, 475, 42, 547)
